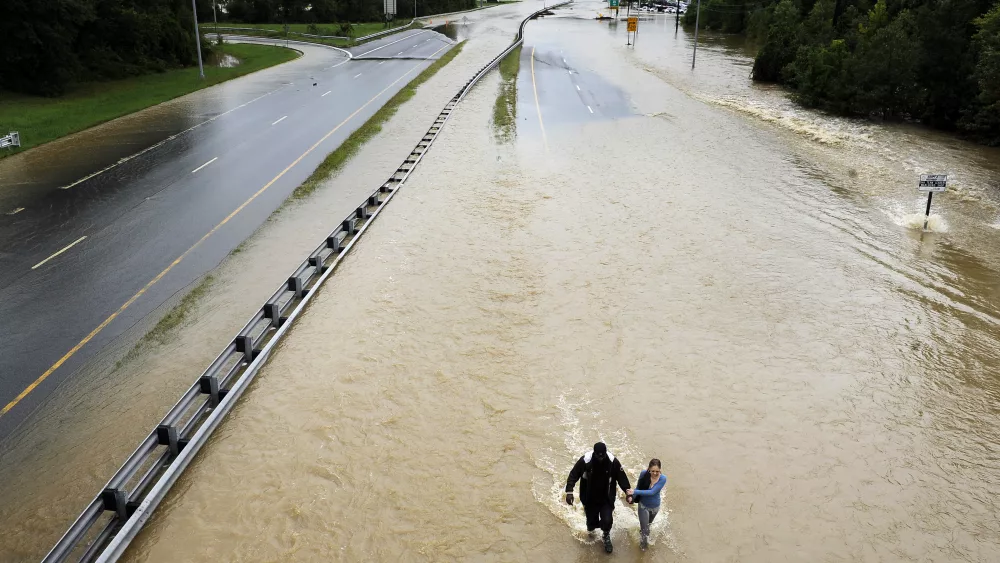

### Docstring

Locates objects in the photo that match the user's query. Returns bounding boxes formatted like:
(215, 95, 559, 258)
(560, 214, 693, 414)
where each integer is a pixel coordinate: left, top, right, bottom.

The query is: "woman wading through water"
(628, 459, 666, 550)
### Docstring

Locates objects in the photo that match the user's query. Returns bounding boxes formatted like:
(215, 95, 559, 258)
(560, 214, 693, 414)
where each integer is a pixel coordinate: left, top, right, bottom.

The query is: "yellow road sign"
(627, 17, 638, 32)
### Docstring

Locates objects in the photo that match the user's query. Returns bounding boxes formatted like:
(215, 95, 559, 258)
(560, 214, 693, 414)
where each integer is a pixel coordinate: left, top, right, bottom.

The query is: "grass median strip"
(492, 45, 521, 143)
(291, 40, 466, 200)
(0, 44, 298, 157)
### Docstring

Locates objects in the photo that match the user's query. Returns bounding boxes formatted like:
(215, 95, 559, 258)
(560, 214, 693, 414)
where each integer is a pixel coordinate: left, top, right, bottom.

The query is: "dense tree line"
(0, 0, 205, 96)
(0, 0, 475, 97)
(684, 0, 1000, 144)
(221, 0, 477, 24)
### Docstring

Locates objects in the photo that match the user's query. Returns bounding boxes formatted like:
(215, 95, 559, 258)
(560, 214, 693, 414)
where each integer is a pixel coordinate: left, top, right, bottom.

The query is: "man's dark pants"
(584, 503, 613, 533)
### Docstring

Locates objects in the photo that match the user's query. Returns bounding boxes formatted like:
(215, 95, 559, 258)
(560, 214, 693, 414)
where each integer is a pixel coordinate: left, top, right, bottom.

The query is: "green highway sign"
(610, 0, 619, 6)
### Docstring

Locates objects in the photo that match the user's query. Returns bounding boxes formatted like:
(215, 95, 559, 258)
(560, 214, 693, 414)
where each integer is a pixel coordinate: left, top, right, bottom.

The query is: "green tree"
(966, 3, 1000, 142)
(786, 39, 856, 111)
(752, 0, 802, 81)
(852, 3, 920, 117)
(0, 0, 94, 95)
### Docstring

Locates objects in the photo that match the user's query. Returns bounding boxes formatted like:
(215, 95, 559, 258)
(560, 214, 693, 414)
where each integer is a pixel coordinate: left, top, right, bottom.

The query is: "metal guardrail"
(43, 3, 570, 561)
(1, 131, 20, 149)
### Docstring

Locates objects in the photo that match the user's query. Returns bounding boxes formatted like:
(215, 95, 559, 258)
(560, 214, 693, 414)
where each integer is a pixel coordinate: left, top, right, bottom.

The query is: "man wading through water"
(565, 442, 632, 553)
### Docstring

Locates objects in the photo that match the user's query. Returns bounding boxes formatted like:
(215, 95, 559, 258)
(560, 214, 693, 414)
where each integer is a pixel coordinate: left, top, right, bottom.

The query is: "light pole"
(192, 0, 205, 79)
(691, 0, 701, 69)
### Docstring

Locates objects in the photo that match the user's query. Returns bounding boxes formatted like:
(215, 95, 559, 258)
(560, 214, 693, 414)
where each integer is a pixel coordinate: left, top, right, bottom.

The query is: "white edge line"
(271, 116, 288, 125)
(354, 29, 430, 57)
(191, 157, 218, 173)
(576, 85, 581, 91)
(322, 90, 332, 97)
(588, 106, 594, 114)
(324, 59, 351, 70)
(32, 236, 87, 270)
(58, 88, 283, 190)
(354, 73, 362, 78)
(7, 207, 25, 215)
(226, 34, 353, 59)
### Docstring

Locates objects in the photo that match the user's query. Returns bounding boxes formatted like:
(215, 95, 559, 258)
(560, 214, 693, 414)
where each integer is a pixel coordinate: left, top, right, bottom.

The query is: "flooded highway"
(7, 0, 1000, 560)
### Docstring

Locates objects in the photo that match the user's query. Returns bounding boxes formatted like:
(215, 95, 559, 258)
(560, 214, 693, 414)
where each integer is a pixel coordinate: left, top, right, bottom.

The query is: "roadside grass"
(291, 40, 466, 200)
(222, 20, 414, 42)
(114, 274, 216, 371)
(492, 45, 521, 143)
(0, 44, 298, 158)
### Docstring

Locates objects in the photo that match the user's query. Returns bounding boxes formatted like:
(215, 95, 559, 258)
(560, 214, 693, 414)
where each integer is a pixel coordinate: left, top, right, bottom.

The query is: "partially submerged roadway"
(0, 28, 454, 440)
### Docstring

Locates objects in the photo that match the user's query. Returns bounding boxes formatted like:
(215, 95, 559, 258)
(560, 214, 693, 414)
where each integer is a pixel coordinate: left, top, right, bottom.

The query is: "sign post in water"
(917, 174, 948, 231)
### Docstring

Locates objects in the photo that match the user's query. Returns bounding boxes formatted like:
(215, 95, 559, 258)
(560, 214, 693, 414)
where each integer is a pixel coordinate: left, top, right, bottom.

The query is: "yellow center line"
(0, 58, 436, 419)
(530, 46, 549, 152)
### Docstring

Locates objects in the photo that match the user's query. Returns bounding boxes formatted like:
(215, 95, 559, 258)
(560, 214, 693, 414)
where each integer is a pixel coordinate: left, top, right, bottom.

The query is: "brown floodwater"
(10, 0, 1000, 560)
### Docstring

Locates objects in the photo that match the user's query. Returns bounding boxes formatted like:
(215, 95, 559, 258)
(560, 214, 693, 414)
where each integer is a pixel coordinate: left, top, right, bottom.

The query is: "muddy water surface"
(120, 3, 1000, 562)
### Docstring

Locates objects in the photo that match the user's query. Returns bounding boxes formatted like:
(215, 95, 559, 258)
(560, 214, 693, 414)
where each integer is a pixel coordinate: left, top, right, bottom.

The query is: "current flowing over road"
(5, 0, 1000, 560)
(95, 1, 1000, 561)
(0, 29, 453, 440)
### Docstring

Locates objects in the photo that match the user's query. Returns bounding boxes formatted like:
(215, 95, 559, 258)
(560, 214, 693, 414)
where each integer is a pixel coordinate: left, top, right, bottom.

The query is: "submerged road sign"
(918, 174, 948, 192)
(917, 174, 948, 231)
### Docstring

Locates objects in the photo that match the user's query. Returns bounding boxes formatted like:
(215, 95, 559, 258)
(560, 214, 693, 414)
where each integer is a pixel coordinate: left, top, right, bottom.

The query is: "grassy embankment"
(291, 40, 466, 199)
(221, 20, 415, 47)
(492, 45, 521, 142)
(0, 44, 298, 157)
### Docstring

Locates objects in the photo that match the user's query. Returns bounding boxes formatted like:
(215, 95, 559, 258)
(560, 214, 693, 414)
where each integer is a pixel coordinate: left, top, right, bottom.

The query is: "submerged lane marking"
(354, 73, 363, 79)
(322, 90, 332, 97)
(588, 105, 593, 114)
(272, 116, 288, 125)
(32, 236, 87, 270)
(576, 85, 580, 91)
(191, 157, 218, 173)
(0, 55, 443, 420)
(531, 46, 549, 152)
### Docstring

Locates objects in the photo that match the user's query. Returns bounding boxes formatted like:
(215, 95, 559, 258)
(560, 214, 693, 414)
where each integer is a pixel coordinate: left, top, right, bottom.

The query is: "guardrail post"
(343, 218, 357, 235)
(101, 489, 129, 520)
(264, 303, 283, 327)
(308, 255, 326, 276)
(326, 231, 346, 252)
(287, 276, 306, 298)
(235, 335, 255, 362)
(156, 424, 182, 456)
(198, 375, 222, 407)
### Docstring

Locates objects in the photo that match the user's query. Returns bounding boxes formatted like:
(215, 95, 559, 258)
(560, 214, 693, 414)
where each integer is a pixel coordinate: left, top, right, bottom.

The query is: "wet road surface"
(0, 31, 453, 440)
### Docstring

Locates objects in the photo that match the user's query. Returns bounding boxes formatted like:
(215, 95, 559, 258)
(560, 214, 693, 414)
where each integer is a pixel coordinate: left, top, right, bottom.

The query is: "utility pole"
(192, 0, 205, 79)
(675, 1, 679, 33)
(213, 0, 219, 44)
(691, 0, 701, 69)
